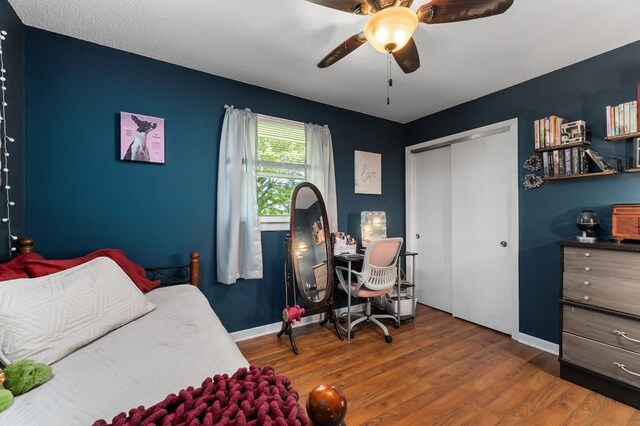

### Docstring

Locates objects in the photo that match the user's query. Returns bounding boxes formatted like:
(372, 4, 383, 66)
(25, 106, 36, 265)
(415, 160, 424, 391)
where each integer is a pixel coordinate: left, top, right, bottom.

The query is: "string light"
(0, 29, 16, 257)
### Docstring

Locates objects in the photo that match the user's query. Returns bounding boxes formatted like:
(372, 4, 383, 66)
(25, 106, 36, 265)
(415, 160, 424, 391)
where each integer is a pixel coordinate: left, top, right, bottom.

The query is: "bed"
(0, 239, 299, 425)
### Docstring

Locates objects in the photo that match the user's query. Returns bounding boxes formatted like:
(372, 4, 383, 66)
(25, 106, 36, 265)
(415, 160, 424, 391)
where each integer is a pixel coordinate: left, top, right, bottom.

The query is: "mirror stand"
(277, 235, 300, 354)
(276, 182, 344, 355)
(278, 234, 343, 355)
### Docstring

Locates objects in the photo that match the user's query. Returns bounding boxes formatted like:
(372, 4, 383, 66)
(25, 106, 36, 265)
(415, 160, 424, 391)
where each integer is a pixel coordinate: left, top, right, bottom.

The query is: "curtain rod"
(224, 105, 329, 128)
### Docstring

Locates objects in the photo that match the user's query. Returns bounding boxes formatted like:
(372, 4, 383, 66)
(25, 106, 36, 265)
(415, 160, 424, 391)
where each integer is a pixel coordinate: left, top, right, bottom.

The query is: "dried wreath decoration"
(523, 173, 543, 190)
(523, 154, 543, 172)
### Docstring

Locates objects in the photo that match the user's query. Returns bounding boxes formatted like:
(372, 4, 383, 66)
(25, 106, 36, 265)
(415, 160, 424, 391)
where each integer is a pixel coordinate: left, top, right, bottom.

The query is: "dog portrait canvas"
(120, 112, 165, 164)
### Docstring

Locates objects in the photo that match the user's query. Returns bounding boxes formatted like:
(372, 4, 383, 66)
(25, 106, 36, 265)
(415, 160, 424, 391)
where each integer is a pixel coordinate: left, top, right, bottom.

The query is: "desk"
(334, 253, 364, 340)
(395, 251, 418, 322)
(334, 251, 418, 334)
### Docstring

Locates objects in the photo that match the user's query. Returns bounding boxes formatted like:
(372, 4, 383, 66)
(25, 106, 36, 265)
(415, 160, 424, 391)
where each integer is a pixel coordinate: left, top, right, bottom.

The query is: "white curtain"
(305, 123, 338, 233)
(216, 106, 263, 284)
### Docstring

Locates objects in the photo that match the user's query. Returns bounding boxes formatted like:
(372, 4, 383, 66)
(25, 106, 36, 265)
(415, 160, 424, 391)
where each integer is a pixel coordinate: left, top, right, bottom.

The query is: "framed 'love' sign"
(354, 150, 381, 195)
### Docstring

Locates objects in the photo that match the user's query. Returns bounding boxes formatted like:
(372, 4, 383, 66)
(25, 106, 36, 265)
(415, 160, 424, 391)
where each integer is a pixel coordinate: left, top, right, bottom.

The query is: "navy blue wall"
(404, 40, 640, 343)
(24, 28, 404, 332)
(23, 21, 640, 343)
(0, 0, 24, 260)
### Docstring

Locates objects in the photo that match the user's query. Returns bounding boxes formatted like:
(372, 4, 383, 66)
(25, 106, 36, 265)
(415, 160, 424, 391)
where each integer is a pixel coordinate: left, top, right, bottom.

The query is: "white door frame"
(405, 118, 519, 339)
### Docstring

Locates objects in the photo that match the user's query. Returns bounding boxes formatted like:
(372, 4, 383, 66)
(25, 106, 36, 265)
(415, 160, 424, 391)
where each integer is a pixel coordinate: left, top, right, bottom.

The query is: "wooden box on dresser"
(559, 239, 640, 408)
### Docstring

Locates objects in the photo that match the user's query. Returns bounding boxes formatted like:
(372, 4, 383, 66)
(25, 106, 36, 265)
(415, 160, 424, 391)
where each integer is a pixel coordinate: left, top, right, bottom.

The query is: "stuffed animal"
(282, 305, 305, 324)
(0, 360, 53, 412)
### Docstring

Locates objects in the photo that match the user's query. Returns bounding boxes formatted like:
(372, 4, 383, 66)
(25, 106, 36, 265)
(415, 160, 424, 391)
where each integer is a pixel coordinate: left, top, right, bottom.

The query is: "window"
(256, 115, 306, 229)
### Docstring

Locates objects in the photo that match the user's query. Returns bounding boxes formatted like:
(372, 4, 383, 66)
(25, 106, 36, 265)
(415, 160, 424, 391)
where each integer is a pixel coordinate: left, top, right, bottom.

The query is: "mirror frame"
(289, 182, 334, 309)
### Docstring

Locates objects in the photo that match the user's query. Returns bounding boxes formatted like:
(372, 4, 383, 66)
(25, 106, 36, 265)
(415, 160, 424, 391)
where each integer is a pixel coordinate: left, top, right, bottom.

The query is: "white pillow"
(0, 257, 156, 366)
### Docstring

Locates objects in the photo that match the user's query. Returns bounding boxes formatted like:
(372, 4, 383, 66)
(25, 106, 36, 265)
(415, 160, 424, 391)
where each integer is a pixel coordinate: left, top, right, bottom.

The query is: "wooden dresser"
(559, 240, 640, 408)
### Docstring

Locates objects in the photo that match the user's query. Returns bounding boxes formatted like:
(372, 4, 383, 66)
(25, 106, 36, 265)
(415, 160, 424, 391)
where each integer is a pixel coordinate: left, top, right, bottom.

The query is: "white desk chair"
(335, 237, 403, 343)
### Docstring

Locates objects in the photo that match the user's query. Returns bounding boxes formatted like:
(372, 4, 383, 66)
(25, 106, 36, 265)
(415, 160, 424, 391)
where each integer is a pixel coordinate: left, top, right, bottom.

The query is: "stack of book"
(534, 115, 566, 149)
(541, 148, 588, 178)
(542, 148, 612, 178)
(606, 101, 638, 137)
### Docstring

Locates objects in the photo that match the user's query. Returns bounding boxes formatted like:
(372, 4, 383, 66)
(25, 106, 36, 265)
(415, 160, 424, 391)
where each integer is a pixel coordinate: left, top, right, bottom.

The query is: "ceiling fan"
(307, 0, 515, 73)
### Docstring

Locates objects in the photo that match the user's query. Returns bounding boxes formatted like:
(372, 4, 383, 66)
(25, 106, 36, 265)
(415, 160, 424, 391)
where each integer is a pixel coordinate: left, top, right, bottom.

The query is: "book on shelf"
(534, 115, 567, 148)
(542, 148, 588, 178)
(585, 149, 613, 171)
(605, 100, 637, 137)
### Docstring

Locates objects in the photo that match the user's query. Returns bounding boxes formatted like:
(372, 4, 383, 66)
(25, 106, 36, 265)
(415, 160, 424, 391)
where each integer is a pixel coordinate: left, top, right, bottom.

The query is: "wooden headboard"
(16, 237, 200, 287)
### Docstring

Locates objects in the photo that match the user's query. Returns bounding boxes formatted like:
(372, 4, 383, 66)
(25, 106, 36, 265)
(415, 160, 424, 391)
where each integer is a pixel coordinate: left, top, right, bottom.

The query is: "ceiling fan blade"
(318, 32, 367, 68)
(304, 0, 371, 15)
(392, 37, 420, 73)
(367, 0, 413, 12)
(417, 0, 514, 24)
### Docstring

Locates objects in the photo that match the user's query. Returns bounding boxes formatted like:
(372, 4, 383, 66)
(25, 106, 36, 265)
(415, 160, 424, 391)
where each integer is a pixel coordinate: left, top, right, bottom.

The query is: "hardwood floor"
(237, 304, 640, 425)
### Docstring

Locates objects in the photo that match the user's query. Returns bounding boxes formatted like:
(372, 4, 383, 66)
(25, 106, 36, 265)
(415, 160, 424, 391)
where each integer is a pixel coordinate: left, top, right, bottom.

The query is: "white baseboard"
(231, 311, 560, 358)
(230, 304, 364, 342)
(517, 333, 559, 355)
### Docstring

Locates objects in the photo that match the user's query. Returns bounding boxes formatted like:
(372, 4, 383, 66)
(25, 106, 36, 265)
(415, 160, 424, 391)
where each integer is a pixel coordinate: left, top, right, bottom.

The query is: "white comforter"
(0, 285, 248, 425)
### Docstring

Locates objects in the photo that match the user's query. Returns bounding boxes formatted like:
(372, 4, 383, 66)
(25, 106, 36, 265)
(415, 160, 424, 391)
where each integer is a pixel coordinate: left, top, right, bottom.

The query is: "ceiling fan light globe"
(394, 30, 409, 49)
(364, 6, 418, 53)
(375, 28, 389, 45)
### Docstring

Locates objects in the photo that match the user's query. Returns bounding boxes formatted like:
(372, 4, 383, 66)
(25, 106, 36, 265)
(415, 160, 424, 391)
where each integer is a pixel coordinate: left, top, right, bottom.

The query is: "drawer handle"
(583, 296, 590, 301)
(614, 330, 640, 343)
(613, 362, 640, 377)
(584, 267, 591, 272)
(585, 253, 591, 257)
(583, 281, 590, 286)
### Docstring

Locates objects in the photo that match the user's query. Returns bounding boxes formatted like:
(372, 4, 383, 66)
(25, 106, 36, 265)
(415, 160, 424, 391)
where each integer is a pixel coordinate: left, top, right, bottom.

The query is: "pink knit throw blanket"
(93, 365, 310, 426)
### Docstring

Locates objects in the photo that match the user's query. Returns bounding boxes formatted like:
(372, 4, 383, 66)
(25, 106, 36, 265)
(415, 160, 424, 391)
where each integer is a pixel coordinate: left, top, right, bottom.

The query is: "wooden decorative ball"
(306, 384, 347, 426)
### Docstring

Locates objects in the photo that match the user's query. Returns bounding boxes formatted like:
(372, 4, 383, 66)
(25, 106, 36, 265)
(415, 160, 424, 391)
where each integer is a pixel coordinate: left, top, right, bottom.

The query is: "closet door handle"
(614, 330, 640, 343)
(614, 362, 640, 377)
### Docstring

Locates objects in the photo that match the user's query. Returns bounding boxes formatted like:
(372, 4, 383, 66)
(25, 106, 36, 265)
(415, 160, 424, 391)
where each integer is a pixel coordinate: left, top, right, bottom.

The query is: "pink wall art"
(120, 112, 165, 164)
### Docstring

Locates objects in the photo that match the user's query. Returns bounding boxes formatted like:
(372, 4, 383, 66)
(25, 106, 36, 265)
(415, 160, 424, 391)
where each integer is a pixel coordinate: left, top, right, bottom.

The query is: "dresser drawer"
(563, 305, 640, 354)
(563, 247, 640, 279)
(563, 332, 640, 389)
(563, 272, 640, 316)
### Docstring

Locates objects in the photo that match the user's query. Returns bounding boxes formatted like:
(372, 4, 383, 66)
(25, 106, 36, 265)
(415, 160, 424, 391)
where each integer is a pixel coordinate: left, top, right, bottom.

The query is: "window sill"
(260, 217, 289, 232)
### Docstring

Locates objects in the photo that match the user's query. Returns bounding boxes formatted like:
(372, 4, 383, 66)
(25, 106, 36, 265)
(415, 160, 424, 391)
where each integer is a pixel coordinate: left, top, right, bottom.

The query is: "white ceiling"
(8, 0, 640, 124)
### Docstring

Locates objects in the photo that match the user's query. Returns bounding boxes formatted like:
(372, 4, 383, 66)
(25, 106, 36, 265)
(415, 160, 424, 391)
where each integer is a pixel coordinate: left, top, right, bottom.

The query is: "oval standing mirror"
(278, 181, 342, 354)
(290, 182, 333, 307)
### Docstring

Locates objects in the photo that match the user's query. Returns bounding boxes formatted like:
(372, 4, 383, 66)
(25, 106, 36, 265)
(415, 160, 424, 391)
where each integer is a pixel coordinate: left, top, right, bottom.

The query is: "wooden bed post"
(17, 237, 35, 254)
(190, 252, 200, 287)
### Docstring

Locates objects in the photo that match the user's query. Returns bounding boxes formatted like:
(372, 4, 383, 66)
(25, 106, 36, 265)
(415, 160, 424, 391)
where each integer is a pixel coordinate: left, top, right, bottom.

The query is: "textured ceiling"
(8, 0, 640, 123)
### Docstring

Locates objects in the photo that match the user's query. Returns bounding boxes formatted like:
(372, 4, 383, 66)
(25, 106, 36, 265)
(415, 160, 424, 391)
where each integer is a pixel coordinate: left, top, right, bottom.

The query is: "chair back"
(359, 237, 403, 291)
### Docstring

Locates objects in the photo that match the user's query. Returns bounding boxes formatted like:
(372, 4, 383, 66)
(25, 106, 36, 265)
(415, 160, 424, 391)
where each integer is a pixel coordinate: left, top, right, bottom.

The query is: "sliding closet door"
(406, 119, 519, 336)
(412, 146, 452, 313)
(450, 130, 517, 335)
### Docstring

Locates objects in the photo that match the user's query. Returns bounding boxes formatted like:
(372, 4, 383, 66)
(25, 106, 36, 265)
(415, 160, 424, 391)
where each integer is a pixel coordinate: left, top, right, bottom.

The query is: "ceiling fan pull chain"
(387, 52, 392, 105)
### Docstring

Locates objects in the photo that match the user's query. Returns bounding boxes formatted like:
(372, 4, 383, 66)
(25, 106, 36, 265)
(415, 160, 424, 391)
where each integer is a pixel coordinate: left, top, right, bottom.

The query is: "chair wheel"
(393, 322, 400, 329)
(385, 335, 393, 343)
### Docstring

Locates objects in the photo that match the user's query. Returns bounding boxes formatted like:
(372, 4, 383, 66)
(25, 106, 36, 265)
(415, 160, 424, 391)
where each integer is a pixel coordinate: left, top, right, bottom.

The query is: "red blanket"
(93, 365, 309, 426)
